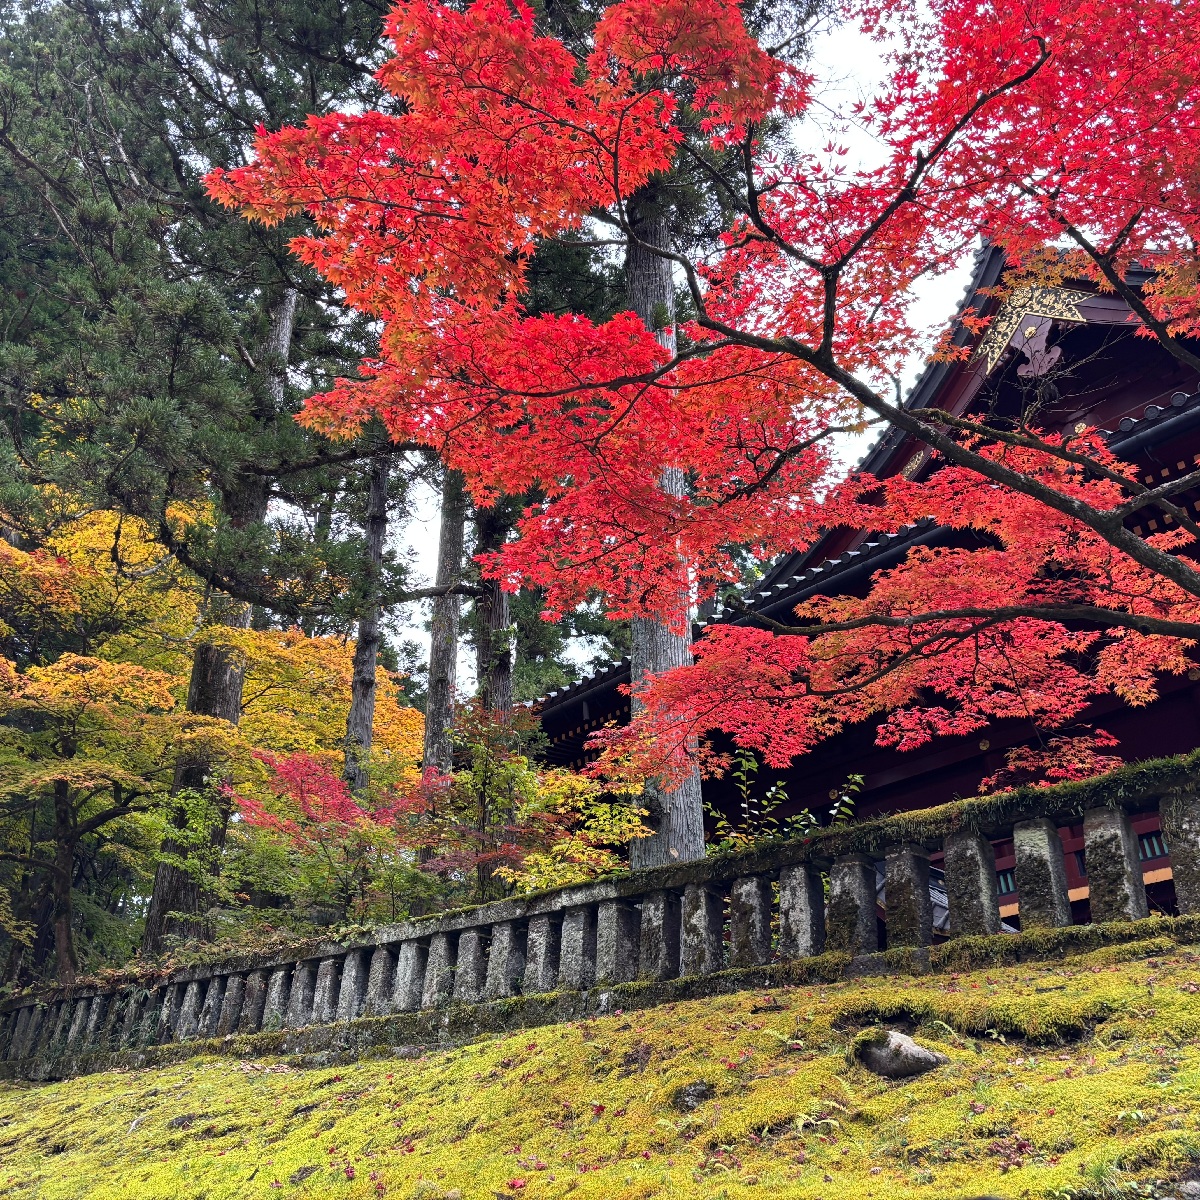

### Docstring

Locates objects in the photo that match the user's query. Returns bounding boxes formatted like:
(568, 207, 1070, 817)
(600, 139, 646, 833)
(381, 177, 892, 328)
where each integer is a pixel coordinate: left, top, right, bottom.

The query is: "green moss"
(5, 942, 1200, 1199)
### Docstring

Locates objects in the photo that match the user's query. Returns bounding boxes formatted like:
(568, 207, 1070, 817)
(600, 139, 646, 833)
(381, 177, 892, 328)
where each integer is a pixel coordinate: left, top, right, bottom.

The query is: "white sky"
(389, 18, 978, 678)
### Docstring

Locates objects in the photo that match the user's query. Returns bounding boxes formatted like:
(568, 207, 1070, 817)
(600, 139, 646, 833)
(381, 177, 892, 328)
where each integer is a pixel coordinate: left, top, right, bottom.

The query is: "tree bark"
(423, 468, 467, 772)
(473, 503, 514, 717)
(625, 195, 707, 869)
(344, 454, 390, 794)
(142, 288, 297, 955)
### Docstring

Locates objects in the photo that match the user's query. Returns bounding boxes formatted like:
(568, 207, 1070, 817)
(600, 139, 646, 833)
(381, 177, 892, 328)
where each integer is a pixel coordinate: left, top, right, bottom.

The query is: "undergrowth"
(3, 939, 1200, 1199)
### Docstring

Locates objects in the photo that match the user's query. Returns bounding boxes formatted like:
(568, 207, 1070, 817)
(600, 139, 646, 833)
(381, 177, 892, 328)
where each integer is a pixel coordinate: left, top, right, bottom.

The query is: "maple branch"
(917, 407, 1200, 540)
(1025, 198, 1200, 376)
(717, 422, 878, 503)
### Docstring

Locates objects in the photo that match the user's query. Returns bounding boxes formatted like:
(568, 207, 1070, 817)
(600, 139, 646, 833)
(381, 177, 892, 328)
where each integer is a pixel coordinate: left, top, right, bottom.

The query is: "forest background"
(3, 0, 1200, 997)
(0, 0, 668, 990)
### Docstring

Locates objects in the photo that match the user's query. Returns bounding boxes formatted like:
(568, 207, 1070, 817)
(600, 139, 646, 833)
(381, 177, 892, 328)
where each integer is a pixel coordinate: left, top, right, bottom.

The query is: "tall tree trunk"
(423, 467, 467, 773)
(344, 454, 390, 794)
(51, 779, 78, 985)
(473, 503, 514, 717)
(142, 288, 297, 955)
(625, 196, 706, 868)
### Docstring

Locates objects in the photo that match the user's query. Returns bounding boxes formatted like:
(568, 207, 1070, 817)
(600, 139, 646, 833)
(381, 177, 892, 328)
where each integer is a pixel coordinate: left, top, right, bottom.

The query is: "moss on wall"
(3, 940, 1200, 1199)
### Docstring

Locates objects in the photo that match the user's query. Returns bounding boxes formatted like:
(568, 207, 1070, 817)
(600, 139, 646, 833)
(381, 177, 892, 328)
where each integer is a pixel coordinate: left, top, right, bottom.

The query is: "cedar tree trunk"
(473, 503, 514, 717)
(625, 197, 706, 868)
(423, 467, 467, 773)
(344, 453, 390, 794)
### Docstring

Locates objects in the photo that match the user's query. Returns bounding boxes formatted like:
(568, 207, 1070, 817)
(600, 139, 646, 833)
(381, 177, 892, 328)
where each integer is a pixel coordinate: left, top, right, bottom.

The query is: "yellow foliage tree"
(0, 654, 234, 982)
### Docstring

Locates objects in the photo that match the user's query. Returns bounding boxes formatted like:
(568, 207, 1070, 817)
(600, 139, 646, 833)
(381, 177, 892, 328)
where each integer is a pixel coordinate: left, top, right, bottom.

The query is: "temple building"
(535, 245, 1200, 926)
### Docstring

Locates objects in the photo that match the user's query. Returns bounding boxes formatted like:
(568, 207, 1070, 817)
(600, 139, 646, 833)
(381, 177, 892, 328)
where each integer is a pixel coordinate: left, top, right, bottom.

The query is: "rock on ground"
(852, 1029, 948, 1079)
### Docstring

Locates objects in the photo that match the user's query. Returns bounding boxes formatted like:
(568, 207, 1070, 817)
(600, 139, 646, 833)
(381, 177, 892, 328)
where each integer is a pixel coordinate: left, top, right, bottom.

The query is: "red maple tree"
(210, 0, 1200, 824)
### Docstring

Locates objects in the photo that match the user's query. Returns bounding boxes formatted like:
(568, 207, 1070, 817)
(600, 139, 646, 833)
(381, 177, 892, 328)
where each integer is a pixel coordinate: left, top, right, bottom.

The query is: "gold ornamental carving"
(974, 285, 1091, 374)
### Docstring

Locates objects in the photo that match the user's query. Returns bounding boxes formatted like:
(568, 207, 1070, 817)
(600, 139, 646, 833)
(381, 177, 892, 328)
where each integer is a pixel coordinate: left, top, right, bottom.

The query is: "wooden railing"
(4, 755, 1200, 1072)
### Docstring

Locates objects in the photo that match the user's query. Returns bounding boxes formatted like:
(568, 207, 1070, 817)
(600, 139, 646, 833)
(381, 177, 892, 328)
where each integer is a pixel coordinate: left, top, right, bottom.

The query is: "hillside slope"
(3, 936, 1200, 1199)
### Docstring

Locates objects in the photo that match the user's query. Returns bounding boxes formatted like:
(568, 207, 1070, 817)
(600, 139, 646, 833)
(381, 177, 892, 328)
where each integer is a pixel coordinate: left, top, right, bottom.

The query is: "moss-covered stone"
(1083, 806, 1149, 923)
(6, 941, 1200, 1199)
(1013, 819, 1072, 928)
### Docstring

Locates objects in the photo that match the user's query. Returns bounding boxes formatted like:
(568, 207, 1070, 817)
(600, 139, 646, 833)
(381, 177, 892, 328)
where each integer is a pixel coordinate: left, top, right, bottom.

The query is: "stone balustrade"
(4, 770, 1200, 1077)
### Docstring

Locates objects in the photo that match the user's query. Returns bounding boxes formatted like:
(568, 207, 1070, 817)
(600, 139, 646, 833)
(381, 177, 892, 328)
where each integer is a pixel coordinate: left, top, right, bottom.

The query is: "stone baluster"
(638, 891, 681, 981)
(6, 1007, 31, 1060)
(1013, 818, 1072, 928)
(337, 950, 369, 1021)
(336, 949, 369, 1021)
(391, 942, 428, 1013)
(827, 854, 878, 955)
(135, 988, 163, 1045)
(42, 1003, 67, 1056)
(729, 875, 773, 968)
(20, 1006, 41, 1058)
(31, 1003, 57, 1057)
(22, 1005, 43, 1058)
(262, 966, 292, 1030)
(595, 900, 639, 986)
(885, 844, 933, 948)
(35, 1003, 56, 1055)
(9, 1008, 31, 1058)
(943, 829, 1000, 936)
(66, 997, 91, 1049)
(453, 929, 489, 1003)
(44, 1000, 71, 1053)
(238, 970, 269, 1034)
(97, 992, 124, 1050)
(1161, 792, 1200, 913)
(157, 983, 185, 1044)
(1083, 807, 1149, 922)
(119, 991, 144, 1047)
(0, 1012, 11, 1059)
(778, 862, 825, 959)
(17, 1006, 38, 1058)
(523, 915, 562, 995)
(216, 974, 246, 1037)
(198, 976, 227, 1039)
(680, 883, 724, 976)
(421, 933, 457, 1009)
(38, 1001, 63, 1054)
(485, 922, 527, 1000)
(286, 962, 317, 1029)
(363, 946, 396, 1017)
(311, 958, 342, 1025)
(10, 1007, 31, 1058)
(6, 1007, 26, 1059)
(558, 907, 597, 990)
(22, 1006, 46, 1058)
(176, 980, 205, 1041)
(84, 994, 110, 1049)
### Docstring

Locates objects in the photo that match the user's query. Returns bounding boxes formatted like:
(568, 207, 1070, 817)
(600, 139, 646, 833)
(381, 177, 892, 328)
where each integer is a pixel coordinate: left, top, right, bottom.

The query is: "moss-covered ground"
(5, 936, 1200, 1199)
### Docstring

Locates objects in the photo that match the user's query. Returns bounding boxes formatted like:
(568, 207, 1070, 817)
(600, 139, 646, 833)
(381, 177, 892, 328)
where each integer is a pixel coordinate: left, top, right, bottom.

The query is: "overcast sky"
(389, 17, 979, 680)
